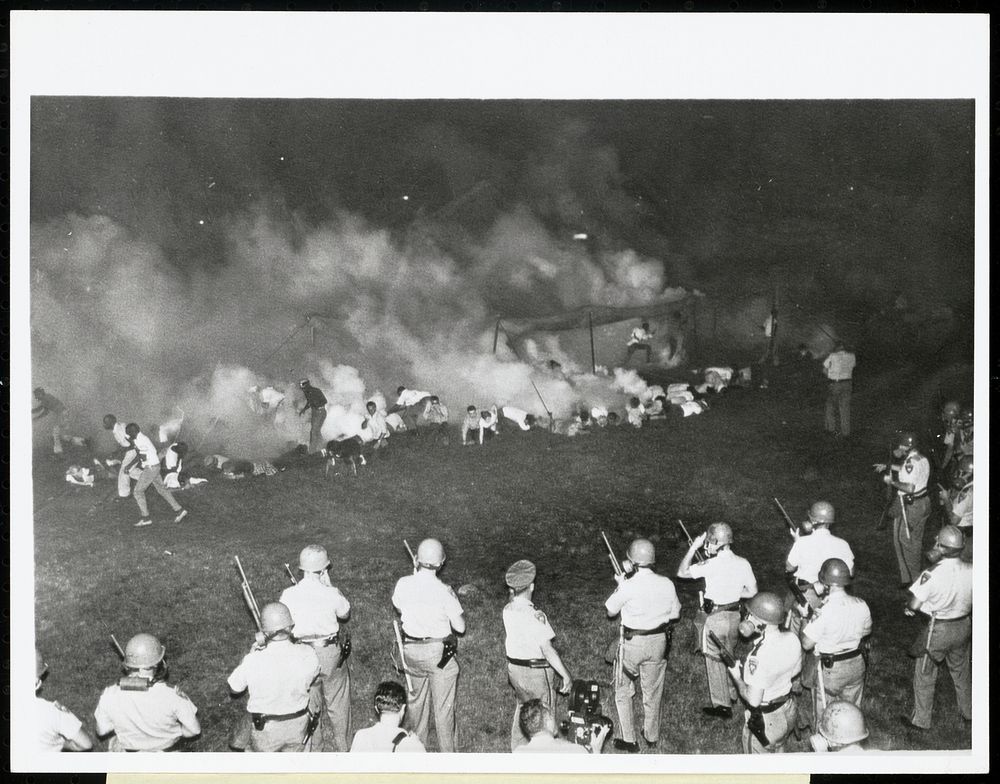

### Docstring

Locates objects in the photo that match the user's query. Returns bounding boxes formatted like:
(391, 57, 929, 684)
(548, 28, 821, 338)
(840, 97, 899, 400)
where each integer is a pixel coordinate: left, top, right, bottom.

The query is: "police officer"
(726, 592, 802, 754)
(800, 558, 872, 727)
(280, 544, 353, 752)
(391, 538, 466, 752)
(94, 633, 201, 751)
(227, 602, 322, 752)
(35, 649, 95, 753)
(876, 432, 931, 587)
(938, 455, 973, 562)
(902, 525, 972, 730)
(604, 538, 681, 752)
(810, 701, 870, 753)
(502, 559, 573, 751)
(784, 501, 855, 635)
(677, 523, 758, 719)
(937, 400, 962, 471)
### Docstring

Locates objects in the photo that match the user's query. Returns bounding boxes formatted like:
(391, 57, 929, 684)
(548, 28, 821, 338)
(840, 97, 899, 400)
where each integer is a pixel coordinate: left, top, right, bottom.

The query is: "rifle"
(772, 497, 798, 537)
(707, 630, 737, 668)
(404, 539, 417, 569)
(284, 563, 298, 584)
(110, 633, 126, 661)
(600, 531, 625, 685)
(785, 573, 813, 620)
(234, 556, 262, 632)
(302, 710, 321, 748)
(676, 519, 707, 563)
(393, 620, 414, 693)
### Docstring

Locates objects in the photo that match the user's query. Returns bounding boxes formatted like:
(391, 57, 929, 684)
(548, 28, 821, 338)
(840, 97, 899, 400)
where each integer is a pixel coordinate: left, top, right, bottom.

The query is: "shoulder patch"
(534, 610, 548, 624)
(747, 657, 758, 675)
(903, 459, 914, 473)
(919, 572, 932, 585)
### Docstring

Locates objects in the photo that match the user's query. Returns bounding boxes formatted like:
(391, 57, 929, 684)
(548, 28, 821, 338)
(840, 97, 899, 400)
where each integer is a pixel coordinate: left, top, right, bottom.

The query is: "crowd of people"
(31, 334, 976, 756)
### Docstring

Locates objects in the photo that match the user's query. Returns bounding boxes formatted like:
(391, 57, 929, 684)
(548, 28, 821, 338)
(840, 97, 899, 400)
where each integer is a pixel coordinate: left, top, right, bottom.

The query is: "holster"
(747, 708, 770, 747)
(251, 713, 268, 732)
(820, 654, 834, 669)
(663, 624, 674, 660)
(337, 628, 352, 668)
(437, 635, 458, 669)
(702, 598, 716, 614)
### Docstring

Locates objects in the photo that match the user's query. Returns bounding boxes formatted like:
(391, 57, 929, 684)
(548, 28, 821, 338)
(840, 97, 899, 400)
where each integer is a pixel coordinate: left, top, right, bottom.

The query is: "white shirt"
(895, 451, 930, 493)
(259, 386, 286, 407)
(628, 327, 652, 346)
(163, 445, 183, 474)
(667, 383, 691, 395)
(503, 596, 556, 659)
(626, 404, 645, 427)
(423, 401, 450, 424)
(280, 578, 351, 638)
(786, 528, 855, 583)
(803, 591, 873, 653)
(364, 410, 389, 440)
(461, 412, 480, 441)
(350, 722, 426, 752)
(111, 422, 131, 449)
(130, 432, 161, 469)
(227, 640, 320, 714)
(605, 569, 681, 629)
(502, 406, 533, 430)
(94, 681, 198, 751)
(680, 400, 705, 417)
(392, 570, 465, 638)
(396, 389, 432, 408)
(741, 630, 803, 702)
(36, 697, 84, 753)
(823, 350, 856, 381)
(705, 366, 734, 383)
(951, 483, 973, 528)
(909, 558, 973, 620)
(688, 549, 757, 605)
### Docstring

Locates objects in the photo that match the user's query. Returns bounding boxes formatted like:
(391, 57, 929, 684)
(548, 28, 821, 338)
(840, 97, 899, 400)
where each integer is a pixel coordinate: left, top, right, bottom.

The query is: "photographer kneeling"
(513, 699, 610, 754)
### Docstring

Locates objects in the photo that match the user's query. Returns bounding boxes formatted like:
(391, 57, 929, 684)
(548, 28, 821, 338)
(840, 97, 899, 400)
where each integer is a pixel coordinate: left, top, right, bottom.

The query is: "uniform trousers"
(910, 616, 971, 729)
(694, 609, 740, 707)
(824, 380, 852, 436)
(807, 654, 865, 726)
(309, 408, 327, 454)
(615, 633, 667, 743)
(891, 496, 930, 585)
(742, 699, 797, 754)
(403, 641, 459, 752)
(134, 465, 182, 517)
(311, 643, 352, 752)
(249, 713, 309, 752)
(507, 664, 556, 751)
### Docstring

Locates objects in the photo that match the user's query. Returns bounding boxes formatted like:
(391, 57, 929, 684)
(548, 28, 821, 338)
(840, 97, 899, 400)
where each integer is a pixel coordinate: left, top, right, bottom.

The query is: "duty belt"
(820, 648, 862, 667)
(902, 490, 928, 503)
(295, 633, 339, 647)
(757, 694, 791, 714)
(506, 656, 551, 669)
(403, 631, 450, 644)
(935, 614, 971, 623)
(706, 601, 741, 614)
(250, 707, 309, 729)
(623, 623, 669, 639)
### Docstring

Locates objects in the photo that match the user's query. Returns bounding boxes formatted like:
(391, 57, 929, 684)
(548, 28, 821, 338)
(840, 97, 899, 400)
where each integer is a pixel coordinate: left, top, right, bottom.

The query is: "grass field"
(31, 359, 975, 755)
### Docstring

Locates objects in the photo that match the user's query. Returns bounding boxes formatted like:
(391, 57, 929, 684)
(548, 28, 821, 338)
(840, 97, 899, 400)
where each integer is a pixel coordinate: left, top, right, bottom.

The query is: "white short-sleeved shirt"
(350, 723, 426, 752)
(364, 410, 390, 440)
(823, 351, 856, 381)
(514, 734, 589, 753)
(397, 389, 432, 408)
(952, 483, 973, 528)
(705, 366, 734, 382)
(461, 412, 480, 438)
(227, 640, 320, 714)
(626, 405, 645, 427)
(36, 697, 84, 753)
(93, 681, 198, 751)
(259, 386, 285, 407)
(131, 432, 161, 468)
(786, 529, 855, 584)
(680, 400, 704, 416)
(111, 422, 131, 449)
(628, 327, 652, 345)
(741, 630, 803, 702)
(896, 451, 930, 493)
(502, 406, 533, 430)
(909, 558, 973, 620)
(280, 579, 351, 638)
(503, 597, 556, 659)
(423, 402, 449, 424)
(163, 445, 183, 473)
(605, 569, 681, 629)
(802, 591, 873, 653)
(392, 570, 465, 638)
(688, 549, 757, 605)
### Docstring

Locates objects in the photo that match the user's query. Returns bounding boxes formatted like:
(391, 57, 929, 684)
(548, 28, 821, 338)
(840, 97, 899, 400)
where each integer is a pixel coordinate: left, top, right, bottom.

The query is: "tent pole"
(588, 311, 596, 373)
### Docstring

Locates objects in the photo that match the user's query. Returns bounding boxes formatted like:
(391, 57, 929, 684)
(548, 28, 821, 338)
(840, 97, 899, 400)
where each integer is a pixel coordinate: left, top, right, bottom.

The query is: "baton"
(899, 493, 910, 540)
(921, 614, 936, 675)
(815, 651, 828, 712)
(393, 620, 414, 694)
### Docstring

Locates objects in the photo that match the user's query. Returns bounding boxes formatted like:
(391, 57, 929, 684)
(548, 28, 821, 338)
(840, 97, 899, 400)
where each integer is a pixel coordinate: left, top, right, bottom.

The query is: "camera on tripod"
(559, 679, 613, 748)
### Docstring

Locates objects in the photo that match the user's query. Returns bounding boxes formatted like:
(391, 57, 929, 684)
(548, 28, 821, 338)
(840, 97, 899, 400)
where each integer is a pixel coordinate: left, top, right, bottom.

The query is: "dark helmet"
(808, 501, 835, 526)
(818, 558, 852, 587)
(746, 592, 786, 625)
(934, 525, 965, 556)
(895, 431, 917, 451)
(941, 400, 961, 421)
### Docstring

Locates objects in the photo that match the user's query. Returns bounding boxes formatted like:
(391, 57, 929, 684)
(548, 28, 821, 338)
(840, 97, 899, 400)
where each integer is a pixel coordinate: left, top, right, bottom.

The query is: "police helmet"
(747, 592, 786, 626)
(260, 602, 295, 635)
(124, 633, 166, 669)
(416, 538, 445, 568)
(299, 544, 330, 572)
(941, 400, 961, 420)
(706, 523, 734, 548)
(819, 701, 869, 746)
(627, 538, 656, 567)
(896, 431, 917, 451)
(818, 558, 852, 587)
(505, 559, 536, 590)
(935, 525, 965, 555)
(808, 501, 836, 526)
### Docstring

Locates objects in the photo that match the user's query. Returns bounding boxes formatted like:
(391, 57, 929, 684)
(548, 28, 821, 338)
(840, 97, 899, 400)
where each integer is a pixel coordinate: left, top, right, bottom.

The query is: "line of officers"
(35, 508, 973, 756)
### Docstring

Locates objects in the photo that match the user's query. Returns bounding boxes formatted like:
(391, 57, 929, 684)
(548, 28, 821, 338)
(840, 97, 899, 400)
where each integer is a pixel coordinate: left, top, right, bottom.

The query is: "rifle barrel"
(601, 531, 624, 576)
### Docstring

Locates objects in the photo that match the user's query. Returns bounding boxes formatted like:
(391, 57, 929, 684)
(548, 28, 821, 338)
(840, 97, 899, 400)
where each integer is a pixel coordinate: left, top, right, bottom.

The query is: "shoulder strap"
(391, 730, 409, 751)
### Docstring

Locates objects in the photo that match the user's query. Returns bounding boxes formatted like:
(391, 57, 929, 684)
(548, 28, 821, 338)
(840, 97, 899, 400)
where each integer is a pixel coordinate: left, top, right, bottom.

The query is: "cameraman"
(513, 699, 609, 754)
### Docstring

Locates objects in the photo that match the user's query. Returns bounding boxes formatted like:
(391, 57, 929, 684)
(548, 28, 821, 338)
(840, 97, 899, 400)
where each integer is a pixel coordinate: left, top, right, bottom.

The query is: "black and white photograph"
(9, 10, 989, 776)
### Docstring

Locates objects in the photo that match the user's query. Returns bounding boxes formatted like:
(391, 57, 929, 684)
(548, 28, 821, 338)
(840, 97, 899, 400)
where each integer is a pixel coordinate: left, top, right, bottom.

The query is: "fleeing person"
(479, 405, 499, 444)
(625, 321, 655, 365)
(422, 395, 450, 445)
(502, 559, 573, 751)
(161, 442, 189, 489)
(124, 423, 188, 527)
(32, 387, 67, 455)
(822, 342, 856, 438)
(390, 386, 433, 432)
(297, 379, 328, 454)
(461, 405, 480, 446)
(362, 401, 390, 450)
(103, 414, 135, 499)
(513, 698, 610, 754)
(35, 650, 95, 753)
(94, 634, 201, 752)
(391, 538, 465, 752)
(350, 681, 426, 752)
